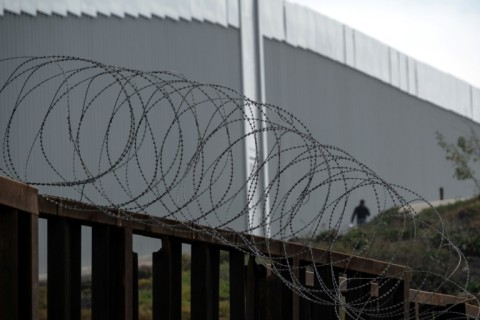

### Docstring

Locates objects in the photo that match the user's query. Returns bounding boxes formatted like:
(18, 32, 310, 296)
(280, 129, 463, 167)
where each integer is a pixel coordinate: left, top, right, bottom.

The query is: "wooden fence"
(0, 176, 478, 319)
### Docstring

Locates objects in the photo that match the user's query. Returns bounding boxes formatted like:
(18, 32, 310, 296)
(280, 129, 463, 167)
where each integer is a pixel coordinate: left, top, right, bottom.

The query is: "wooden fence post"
(47, 217, 81, 320)
(152, 236, 182, 320)
(191, 242, 220, 320)
(0, 177, 39, 320)
(309, 265, 340, 319)
(229, 249, 246, 320)
(92, 225, 133, 320)
(345, 272, 374, 320)
(245, 256, 267, 319)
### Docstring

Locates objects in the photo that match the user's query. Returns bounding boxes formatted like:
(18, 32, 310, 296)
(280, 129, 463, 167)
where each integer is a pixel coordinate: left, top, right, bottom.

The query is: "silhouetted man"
(351, 199, 370, 226)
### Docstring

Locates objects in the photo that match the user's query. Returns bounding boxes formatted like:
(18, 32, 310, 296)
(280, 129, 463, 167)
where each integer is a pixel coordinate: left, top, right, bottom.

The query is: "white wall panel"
(417, 62, 471, 117)
(149, 0, 165, 18)
(293, 4, 310, 49)
(389, 48, 399, 87)
(124, 0, 140, 18)
(312, 11, 344, 62)
(407, 57, 417, 95)
(472, 87, 480, 123)
(191, 0, 227, 26)
(453, 79, 472, 118)
(19, 0, 36, 15)
(344, 26, 355, 67)
(397, 52, 409, 92)
(227, 0, 239, 27)
(390, 49, 409, 92)
(260, 0, 284, 40)
(80, 0, 97, 17)
(0, 0, 234, 25)
(65, 0, 82, 16)
(4, 0, 20, 14)
(160, 0, 179, 20)
(354, 31, 390, 83)
(51, 0, 68, 16)
(284, 2, 300, 47)
(175, 0, 192, 21)
(136, 0, 152, 18)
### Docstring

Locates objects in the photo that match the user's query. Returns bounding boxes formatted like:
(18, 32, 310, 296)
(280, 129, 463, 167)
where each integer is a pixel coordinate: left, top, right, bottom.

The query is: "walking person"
(350, 199, 370, 226)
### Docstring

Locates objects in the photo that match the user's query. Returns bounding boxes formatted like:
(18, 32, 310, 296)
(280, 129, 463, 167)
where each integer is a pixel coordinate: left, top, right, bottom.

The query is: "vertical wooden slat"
(376, 278, 405, 320)
(436, 303, 467, 320)
(132, 252, 139, 320)
(245, 256, 267, 319)
(254, 261, 267, 319)
(245, 256, 256, 319)
(292, 258, 300, 320)
(152, 237, 182, 320)
(47, 218, 81, 320)
(18, 211, 39, 320)
(92, 225, 133, 320)
(92, 225, 110, 320)
(0, 207, 18, 320)
(266, 259, 293, 320)
(310, 266, 339, 319)
(298, 263, 310, 320)
(345, 272, 373, 320)
(191, 242, 220, 320)
(229, 249, 245, 320)
(211, 249, 220, 319)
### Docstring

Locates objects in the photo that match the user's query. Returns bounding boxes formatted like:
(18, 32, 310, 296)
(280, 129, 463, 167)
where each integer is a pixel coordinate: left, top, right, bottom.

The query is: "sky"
(290, 0, 480, 89)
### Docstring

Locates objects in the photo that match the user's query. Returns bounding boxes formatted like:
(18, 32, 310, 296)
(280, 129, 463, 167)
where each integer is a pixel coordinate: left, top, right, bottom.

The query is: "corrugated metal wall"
(0, 12, 244, 271)
(2, 8, 480, 269)
(263, 38, 480, 233)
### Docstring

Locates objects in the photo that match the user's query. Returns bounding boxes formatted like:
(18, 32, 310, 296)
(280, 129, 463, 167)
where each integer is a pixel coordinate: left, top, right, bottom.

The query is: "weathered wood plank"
(0, 207, 18, 320)
(152, 237, 182, 320)
(92, 225, 133, 320)
(229, 249, 245, 320)
(18, 211, 39, 320)
(47, 218, 81, 320)
(0, 176, 38, 215)
(132, 253, 139, 320)
(191, 243, 220, 320)
(345, 272, 373, 320)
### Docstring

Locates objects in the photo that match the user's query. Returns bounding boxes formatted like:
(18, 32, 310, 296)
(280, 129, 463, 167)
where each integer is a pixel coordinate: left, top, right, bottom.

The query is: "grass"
(309, 197, 480, 299)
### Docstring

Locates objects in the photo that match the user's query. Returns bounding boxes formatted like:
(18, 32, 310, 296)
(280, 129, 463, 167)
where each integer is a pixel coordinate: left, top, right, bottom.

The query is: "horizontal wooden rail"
(409, 289, 480, 319)
(38, 195, 409, 279)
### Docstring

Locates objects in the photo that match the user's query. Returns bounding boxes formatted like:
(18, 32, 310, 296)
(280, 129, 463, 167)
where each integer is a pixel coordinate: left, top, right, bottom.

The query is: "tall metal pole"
(240, 0, 271, 237)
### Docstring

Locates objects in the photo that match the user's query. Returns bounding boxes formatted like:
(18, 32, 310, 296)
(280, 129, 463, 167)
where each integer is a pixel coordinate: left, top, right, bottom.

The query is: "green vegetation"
(311, 197, 480, 299)
(437, 130, 480, 193)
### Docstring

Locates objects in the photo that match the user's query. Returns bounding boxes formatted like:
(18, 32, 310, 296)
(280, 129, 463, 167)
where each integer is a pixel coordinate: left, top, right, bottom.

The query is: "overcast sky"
(290, 0, 480, 88)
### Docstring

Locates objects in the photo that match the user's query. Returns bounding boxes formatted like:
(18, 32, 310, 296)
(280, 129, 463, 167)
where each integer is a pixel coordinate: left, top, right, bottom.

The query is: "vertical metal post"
(240, 0, 270, 237)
